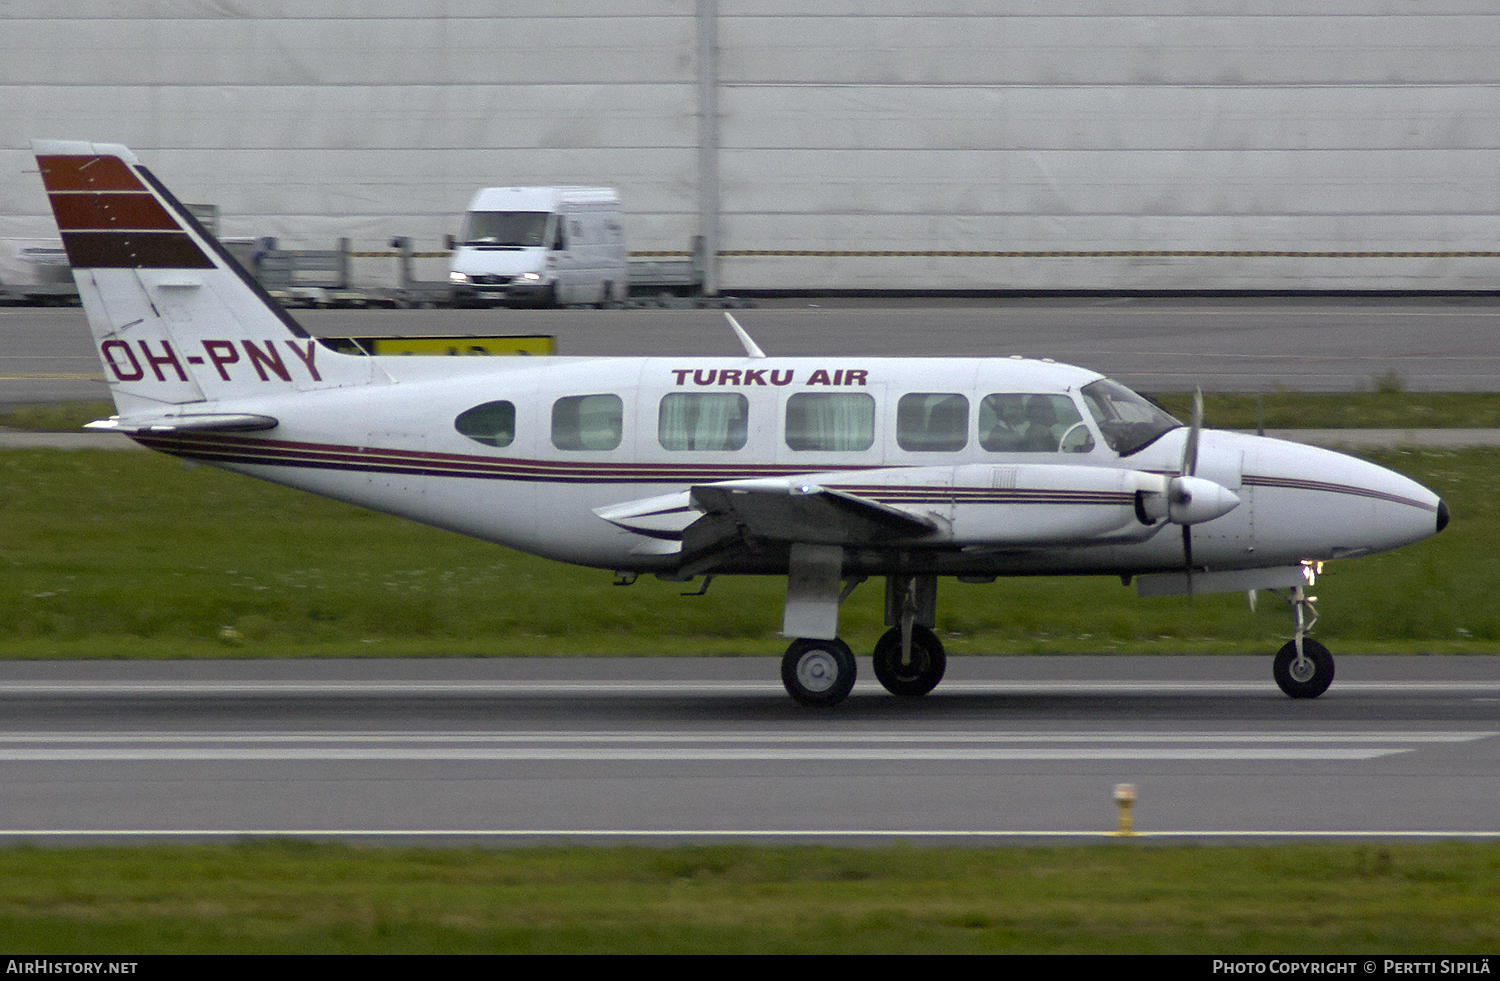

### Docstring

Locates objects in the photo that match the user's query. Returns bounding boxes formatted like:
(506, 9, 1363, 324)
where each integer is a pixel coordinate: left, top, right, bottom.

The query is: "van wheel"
(597, 282, 613, 309)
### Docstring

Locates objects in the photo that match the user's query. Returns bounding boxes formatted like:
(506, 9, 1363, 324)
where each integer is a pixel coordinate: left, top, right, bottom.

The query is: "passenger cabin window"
(785, 392, 875, 452)
(552, 394, 622, 451)
(979, 394, 1094, 453)
(897, 393, 968, 452)
(659, 393, 748, 451)
(454, 400, 516, 448)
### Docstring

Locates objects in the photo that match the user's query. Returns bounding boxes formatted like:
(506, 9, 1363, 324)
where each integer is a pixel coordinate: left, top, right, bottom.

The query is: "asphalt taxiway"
(7, 295, 1500, 407)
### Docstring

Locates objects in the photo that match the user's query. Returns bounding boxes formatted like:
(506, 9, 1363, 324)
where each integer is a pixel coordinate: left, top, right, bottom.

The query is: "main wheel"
(872, 625, 947, 697)
(1273, 639, 1335, 699)
(781, 638, 857, 707)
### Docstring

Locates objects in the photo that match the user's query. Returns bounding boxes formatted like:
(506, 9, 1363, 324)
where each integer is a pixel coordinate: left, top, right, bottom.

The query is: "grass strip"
(0, 841, 1495, 954)
(0, 445, 1487, 657)
(1147, 390, 1500, 431)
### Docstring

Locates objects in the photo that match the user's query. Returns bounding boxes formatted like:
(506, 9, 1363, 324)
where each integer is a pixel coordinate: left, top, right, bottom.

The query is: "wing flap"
(687, 482, 937, 549)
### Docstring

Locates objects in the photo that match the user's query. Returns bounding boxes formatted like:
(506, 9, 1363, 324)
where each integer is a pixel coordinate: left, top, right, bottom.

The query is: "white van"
(447, 187, 627, 307)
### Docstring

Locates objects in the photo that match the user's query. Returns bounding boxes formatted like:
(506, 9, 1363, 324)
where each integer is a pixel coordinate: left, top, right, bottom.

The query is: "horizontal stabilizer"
(86, 413, 279, 434)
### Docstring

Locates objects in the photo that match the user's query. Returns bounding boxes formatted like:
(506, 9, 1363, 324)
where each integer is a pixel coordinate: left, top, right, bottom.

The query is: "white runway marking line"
(2, 680, 1500, 696)
(1, 829, 1498, 840)
(0, 729, 1489, 743)
(0, 729, 1487, 762)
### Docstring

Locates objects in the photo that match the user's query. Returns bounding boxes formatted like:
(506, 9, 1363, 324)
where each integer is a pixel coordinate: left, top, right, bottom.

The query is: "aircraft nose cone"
(1436, 498, 1450, 534)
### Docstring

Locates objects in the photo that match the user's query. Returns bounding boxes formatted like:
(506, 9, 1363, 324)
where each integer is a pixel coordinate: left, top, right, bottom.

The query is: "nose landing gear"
(1270, 577, 1335, 699)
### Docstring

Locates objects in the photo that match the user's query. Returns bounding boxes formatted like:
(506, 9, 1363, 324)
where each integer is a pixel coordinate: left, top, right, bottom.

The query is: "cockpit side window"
(1080, 378, 1181, 456)
(979, 393, 1092, 453)
(455, 400, 516, 448)
(897, 393, 968, 452)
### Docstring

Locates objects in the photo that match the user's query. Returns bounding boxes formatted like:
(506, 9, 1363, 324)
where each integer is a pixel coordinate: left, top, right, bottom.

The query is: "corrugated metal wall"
(3, 1, 1497, 291)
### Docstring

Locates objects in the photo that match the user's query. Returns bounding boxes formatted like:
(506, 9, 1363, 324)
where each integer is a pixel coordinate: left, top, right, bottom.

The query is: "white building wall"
(2, 1, 1497, 291)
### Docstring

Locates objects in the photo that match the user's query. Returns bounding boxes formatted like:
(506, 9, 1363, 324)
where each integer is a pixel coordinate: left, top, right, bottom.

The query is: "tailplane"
(32, 140, 375, 417)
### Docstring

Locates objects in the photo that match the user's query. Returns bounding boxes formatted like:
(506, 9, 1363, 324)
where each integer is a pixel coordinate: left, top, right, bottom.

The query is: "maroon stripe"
(1242, 474, 1436, 512)
(131, 432, 874, 482)
(49, 191, 180, 232)
(36, 155, 146, 192)
(59, 231, 214, 270)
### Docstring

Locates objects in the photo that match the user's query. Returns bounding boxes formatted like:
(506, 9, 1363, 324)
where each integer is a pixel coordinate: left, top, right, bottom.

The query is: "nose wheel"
(1274, 638, 1334, 699)
(781, 638, 857, 706)
(1271, 580, 1335, 698)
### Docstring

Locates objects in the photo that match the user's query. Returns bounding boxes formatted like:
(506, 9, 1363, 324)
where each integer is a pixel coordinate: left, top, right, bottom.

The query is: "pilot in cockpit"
(1022, 395, 1061, 452)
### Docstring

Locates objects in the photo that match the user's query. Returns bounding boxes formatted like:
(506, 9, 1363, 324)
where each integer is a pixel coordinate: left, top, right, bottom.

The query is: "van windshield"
(461, 211, 549, 247)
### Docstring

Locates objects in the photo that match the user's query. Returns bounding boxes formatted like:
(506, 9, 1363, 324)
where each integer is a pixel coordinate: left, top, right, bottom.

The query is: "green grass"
(0, 446, 1484, 657)
(1149, 390, 1500, 430)
(0, 401, 114, 432)
(0, 841, 1496, 953)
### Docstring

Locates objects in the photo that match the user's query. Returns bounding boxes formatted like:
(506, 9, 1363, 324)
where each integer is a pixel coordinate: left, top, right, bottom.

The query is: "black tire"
(872, 625, 947, 697)
(781, 638, 857, 707)
(1273, 638, 1335, 699)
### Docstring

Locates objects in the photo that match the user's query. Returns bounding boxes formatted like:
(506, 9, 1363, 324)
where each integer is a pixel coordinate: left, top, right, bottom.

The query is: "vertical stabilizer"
(32, 140, 376, 416)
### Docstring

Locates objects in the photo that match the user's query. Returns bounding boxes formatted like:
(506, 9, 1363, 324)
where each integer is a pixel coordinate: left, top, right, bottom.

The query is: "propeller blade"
(1180, 388, 1203, 597)
(1183, 525, 1194, 597)
(1181, 387, 1203, 478)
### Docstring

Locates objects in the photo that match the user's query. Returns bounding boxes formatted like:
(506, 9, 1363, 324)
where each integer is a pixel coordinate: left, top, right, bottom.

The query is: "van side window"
(785, 392, 875, 451)
(552, 394, 622, 451)
(454, 400, 516, 448)
(979, 394, 1092, 453)
(897, 393, 968, 452)
(659, 393, 748, 451)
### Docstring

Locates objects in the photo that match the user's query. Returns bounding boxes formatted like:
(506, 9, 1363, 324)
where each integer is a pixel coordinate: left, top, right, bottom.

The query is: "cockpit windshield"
(1080, 378, 1182, 456)
(461, 211, 550, 248)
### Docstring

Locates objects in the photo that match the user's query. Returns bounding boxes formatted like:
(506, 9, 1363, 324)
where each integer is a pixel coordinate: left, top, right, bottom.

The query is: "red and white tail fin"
(32, 140, 375, 417)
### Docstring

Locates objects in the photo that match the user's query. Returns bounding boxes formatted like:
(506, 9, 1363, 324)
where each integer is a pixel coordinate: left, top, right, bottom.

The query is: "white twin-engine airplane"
(34, 140, 1449, 706)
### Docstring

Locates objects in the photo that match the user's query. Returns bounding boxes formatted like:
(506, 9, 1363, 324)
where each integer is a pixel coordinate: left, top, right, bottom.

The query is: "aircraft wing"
(687, 482, 938, 548)
(594, 463, 1203, 564)
(593, 478, 938, 560)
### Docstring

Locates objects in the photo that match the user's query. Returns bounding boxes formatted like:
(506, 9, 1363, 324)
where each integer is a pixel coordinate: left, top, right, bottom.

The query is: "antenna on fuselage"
(725, 312, 767, 359)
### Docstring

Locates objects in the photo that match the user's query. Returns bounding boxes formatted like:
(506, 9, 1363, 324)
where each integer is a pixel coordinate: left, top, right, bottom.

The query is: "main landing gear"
(781, 638, 857, 707)
(778, 545, 946, 707)
(781, 626, 948, 707)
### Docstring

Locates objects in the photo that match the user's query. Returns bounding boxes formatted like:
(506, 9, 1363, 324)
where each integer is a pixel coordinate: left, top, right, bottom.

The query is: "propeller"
(1133, 390, 1239, 593)
(1176, 389, 1203, 594)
